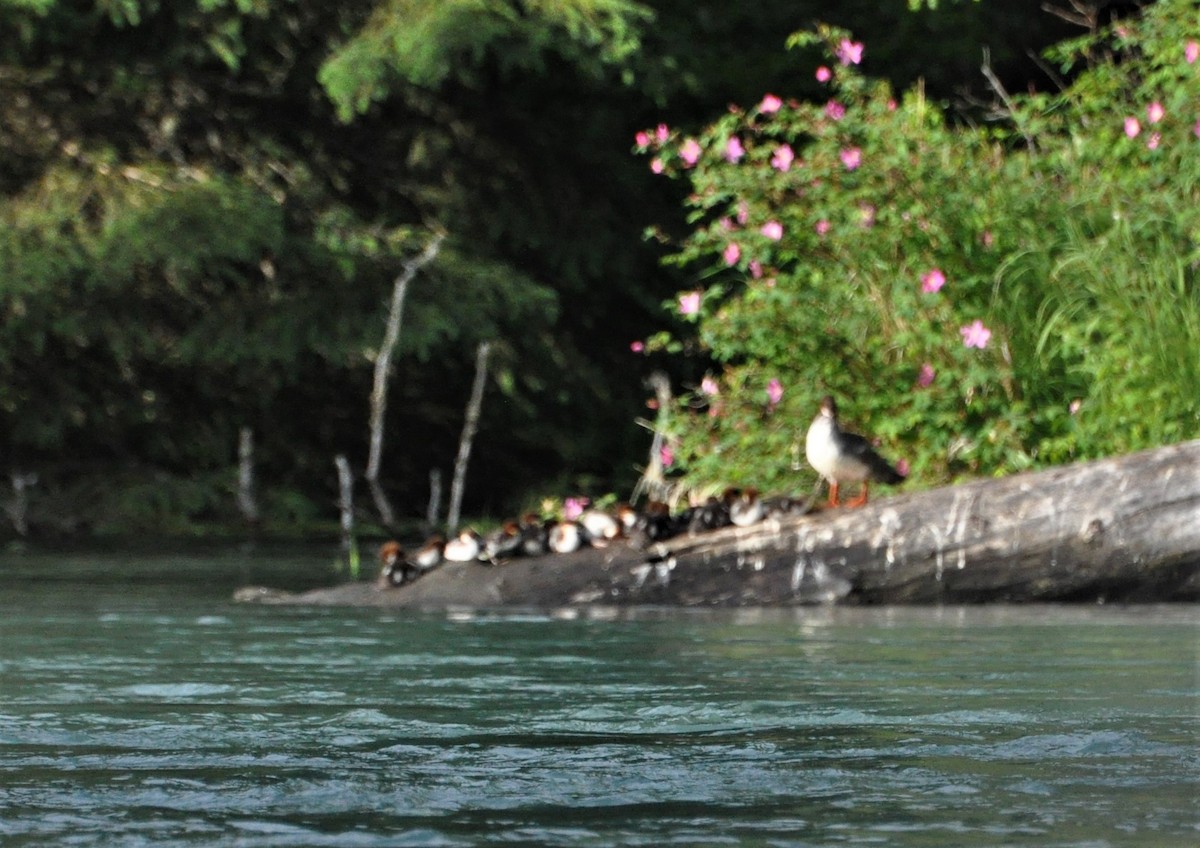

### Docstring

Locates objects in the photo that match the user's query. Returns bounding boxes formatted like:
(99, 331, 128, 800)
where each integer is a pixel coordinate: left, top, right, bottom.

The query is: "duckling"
(518, 513, 550, 557)
(728, 487, 766, 527)
(579, 507, 621, 546)
(484, 521, 523, 561)
(377, 541, 411, 588)
(411, 533, 446, 573)
(442, 528, 483, 562)
(548, 519, 590, 554)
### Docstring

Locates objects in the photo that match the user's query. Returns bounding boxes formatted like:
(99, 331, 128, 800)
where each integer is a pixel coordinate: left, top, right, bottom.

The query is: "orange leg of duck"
(827, 481, 840, 507)
(844, 482, 870, 508)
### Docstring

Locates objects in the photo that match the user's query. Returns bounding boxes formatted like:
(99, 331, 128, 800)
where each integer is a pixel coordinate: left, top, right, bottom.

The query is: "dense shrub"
(636, 2, 1198, 495)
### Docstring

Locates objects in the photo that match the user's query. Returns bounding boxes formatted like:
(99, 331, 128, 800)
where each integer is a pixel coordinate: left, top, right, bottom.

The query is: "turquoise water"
(0, 549, 1197, 846)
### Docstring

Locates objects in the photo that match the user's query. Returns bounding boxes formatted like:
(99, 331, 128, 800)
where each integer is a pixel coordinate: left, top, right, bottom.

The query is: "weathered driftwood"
(236, 440, 1200, 608)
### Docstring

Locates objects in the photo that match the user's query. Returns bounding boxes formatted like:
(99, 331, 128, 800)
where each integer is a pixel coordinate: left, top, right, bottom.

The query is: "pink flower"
(650, 158, 664, 174)
(921, 268, 946, 293)
(724, 137, 745, 163)
(700, 376, 719, 396)
(718, 217, 734, 231)
(630, 340, 645, 353)
(749, 260, 763, 279)
(1187, 40, 1199, 64)
(678, 291, 701, 315)
(1124, 117, 1141, 138)
(680, 138, 702, 166)
(917, 363, 935, 388)
(770, 143, 795, 172)
(659, 444, 674, 468)
(766, 378, 784, 406)
(836, 39, 864, 66)
(655, 123, 670, 143)
(563, 497, 586, 520)
(839, 147, 862, 170)
(981, 230, 994, 248)
(761, 220, 784, 241)
(815, 65, 832, 83)
(634, 130, 650, 148)
(887, 99, 897, 111)
(759, 93, 783, 113)
(723, 242, 741, 266)
(1069, 398, 1082, 415)
(736, 201, 749, 225)
(896, 458, 910, 478)
(960, 320, 992, 349)
(815, 219, 831, 236)
(1147, 132, 1161, 150)
(1147, 102, 1165, 124)
(825, 100, 846, 121)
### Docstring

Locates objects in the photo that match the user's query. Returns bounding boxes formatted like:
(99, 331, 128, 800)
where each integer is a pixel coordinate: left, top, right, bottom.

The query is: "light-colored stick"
(366, 232, 445, 526)
(446, 341, 492, 533)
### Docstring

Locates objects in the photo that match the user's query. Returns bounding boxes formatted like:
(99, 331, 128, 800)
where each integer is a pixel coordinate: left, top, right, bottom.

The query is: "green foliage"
(319, 0, 654, 119)
(639, 4, 1200, 495)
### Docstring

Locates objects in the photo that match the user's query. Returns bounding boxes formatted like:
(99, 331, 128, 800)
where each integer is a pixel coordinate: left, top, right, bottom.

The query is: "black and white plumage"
(805, 395, 904, 507)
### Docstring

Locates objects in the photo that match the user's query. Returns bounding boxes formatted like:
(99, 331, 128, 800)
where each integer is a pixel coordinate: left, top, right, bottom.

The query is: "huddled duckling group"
(376, 488, 808, 589)
(378, 395, 909, 589)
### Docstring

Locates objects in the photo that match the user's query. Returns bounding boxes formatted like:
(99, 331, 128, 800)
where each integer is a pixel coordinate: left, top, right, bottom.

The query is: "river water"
(0, 547, 1196, 846)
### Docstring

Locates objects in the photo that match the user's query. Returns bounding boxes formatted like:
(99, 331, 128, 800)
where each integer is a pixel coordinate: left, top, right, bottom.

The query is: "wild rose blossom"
(921, 268, 946, 293)
(1147, 102, 1165, 124)
(630, 340, 645, 353)
(700, 376, 719, 396)
(659, 444, 674, 468)
(1187, 40, 1199, 64)
(815, 65, 832, 83)
(749, 260, 763, 279)
(563, 497, 586, 520)
(723, 242, 741, 266)
(650, 158, 664, 174)
(725, 137, 745, 163)
(1147, 132, 1161, 150)
(771, 143, 795, 172)
(1124, 117, 1141, 138)
(761, 220, 783, 241)
(960, 320, 992, 349)
(839, 147, 862, 170)
(917, 363, 935, 388)
(759, 93, 783, 113)
(836, 39, 864, 66)
(655, 123, 670, 142)
(815, 219, 831, 236)
(680, 138, 702, 166)
(825, 100, 846, 121)
(678, 291, 701, 315)
(634, 130, 650, 148)
(736, 201, 749, 225)
(766, 378, 783, 406)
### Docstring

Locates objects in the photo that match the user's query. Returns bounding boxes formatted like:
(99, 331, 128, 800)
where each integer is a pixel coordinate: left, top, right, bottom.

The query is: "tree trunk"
(446, 341, 491, 533)
(5, 472, 37, 536)
(334, 454, 354, 553)
(366, 232, 445, 527)
(236, 427, 259, 525)
(425, 468, 443, 534)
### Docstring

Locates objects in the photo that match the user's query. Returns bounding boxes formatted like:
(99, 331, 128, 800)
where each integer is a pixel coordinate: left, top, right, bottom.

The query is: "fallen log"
(235, 440, 1200, 608)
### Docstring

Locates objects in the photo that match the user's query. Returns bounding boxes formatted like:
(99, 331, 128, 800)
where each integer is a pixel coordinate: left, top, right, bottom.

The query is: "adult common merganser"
(805, 395, 905, 507)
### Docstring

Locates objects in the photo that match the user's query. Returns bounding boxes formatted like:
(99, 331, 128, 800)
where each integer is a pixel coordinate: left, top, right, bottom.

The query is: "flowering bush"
(636, 4, 1198, 494)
